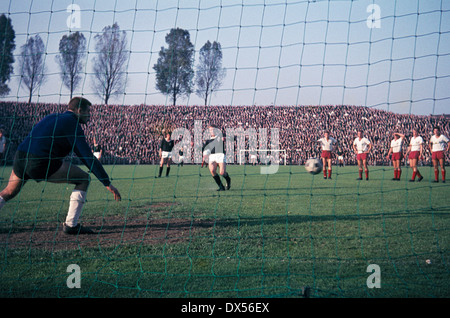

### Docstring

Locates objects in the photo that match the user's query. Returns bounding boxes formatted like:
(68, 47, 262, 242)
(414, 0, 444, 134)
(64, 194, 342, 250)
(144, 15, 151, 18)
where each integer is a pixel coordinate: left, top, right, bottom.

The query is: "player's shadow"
(208, 208, 450, 229)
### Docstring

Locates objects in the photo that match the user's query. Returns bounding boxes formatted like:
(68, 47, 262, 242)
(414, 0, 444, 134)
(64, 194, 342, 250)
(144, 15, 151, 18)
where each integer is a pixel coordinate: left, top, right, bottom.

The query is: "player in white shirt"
(352, 130, 372, 180)
(386, 132, 405, 181)
(405, 129, 424, 182)
(317, 131, 337, 179)
(429, 127, 449, 183)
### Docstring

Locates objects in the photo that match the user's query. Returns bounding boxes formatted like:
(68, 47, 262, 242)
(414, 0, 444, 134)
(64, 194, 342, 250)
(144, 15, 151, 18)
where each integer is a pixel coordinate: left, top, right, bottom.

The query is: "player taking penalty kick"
(0, 97, 121, 235)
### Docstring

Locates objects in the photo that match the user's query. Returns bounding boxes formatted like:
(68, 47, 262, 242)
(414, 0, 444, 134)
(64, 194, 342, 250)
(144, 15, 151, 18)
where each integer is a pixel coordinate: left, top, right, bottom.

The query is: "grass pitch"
(0, 164, 449, 298)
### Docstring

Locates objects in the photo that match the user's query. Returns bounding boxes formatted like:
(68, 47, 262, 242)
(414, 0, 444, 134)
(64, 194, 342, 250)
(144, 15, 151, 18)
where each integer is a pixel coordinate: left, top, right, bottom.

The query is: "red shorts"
(321, 151, 332, 159)
(432, 151, 444, 160)
(392, 152, 402, 161)
(357, 153, 367, 161)
(408, 151, 420, 160)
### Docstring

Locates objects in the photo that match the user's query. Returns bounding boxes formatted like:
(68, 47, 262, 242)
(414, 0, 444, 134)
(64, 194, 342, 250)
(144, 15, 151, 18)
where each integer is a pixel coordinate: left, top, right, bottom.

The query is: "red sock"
(412, 171, 416, 180)
(394, 169, 398, 179)
(365, 170, 369, 179)
(398, 169, 402, 179)
(328, 169, 332, 178)
(359, 170, 363, 178)
(442, 170, 446, 181)
(435, 170, 439, 181)
(324, 169, 327, 178)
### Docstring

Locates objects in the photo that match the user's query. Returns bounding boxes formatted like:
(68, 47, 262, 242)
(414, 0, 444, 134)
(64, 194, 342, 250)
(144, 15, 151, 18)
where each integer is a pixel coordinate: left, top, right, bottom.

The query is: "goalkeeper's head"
(68, 97, 92, 125)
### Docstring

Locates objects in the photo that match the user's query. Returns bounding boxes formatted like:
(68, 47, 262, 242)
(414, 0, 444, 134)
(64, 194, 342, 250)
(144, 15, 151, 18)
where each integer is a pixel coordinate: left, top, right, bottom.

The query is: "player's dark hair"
(68, 97, 92, 112)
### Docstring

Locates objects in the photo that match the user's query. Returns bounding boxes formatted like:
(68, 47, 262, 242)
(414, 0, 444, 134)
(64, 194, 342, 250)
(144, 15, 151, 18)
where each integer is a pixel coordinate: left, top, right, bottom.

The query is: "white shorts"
(179, 156, 185, 161)
(338, 156, 343, 161)
(209, 153, 226, 164)
(94, 152, 101, 159)
(161, 151, 172, 159)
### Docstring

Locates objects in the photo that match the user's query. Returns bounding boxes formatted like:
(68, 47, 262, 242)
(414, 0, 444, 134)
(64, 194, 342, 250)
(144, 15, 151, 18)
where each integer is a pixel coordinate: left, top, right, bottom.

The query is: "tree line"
(0, 14, 225, 106)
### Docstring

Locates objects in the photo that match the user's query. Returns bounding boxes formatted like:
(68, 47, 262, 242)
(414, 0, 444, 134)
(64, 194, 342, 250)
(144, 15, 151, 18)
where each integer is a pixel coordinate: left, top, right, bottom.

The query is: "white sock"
(65, 190, 87, 227)
(0, 196, 5, 210)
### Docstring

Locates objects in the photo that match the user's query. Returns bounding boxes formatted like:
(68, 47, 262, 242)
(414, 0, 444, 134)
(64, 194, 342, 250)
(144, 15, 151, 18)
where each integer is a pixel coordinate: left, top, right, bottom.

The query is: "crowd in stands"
(0, 101, 449, 166)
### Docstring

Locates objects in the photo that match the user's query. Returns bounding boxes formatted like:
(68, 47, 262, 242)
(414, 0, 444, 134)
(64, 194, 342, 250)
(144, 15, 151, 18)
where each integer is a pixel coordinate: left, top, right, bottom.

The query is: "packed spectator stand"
(0, 101, 448, 167)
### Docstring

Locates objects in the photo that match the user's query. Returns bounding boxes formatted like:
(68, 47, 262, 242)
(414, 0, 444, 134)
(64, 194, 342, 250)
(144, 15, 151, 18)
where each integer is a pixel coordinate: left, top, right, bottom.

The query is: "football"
(305, 158, 323, 175)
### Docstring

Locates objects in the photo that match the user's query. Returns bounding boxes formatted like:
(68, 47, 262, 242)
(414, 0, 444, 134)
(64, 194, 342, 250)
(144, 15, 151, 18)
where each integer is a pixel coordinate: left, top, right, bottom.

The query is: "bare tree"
(92, 23, 128, 105)
(56, 31, 86, 99)
(195, 41, 226, 106)
(18, 34, 46, 104)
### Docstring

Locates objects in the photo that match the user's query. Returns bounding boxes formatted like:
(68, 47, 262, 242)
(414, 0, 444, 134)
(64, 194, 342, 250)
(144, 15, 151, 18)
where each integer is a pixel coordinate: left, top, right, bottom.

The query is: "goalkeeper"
(0, 97, 121, 235)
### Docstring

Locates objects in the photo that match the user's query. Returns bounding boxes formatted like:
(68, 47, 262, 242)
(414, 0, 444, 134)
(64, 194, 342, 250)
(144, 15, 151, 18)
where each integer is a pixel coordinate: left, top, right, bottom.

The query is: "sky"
(0, 0, 449, 115)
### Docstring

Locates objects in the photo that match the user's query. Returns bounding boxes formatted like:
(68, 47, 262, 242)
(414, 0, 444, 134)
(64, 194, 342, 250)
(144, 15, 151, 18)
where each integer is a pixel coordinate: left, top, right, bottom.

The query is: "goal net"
(0, 0, 449, 300)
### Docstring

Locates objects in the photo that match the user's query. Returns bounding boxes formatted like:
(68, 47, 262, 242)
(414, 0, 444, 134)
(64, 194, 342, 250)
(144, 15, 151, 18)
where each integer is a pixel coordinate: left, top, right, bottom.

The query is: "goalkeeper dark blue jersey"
(17, 111, 111, 186)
